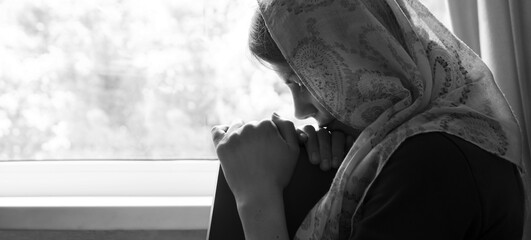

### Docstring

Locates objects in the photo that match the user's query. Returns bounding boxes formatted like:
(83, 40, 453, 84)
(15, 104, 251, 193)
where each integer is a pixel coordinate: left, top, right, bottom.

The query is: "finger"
(211, 125, 228, 147)
(296, 128, 308, 144)
(226, 119, 244, 135)
(271, 113, 298, 149)
(302, 125, 319, 164)
(317, 128, 332, 171)
(331, 131, 345, 168)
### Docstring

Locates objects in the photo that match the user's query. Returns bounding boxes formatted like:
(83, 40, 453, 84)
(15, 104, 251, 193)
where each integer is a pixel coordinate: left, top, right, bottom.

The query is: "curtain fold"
(448, 0, 480, 54)
(447, 0, 531, 239)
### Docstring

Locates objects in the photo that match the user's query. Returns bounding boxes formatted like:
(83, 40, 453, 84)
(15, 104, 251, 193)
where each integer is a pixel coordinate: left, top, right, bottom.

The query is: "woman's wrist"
(236, 189, 283, 216)
(236, 188, 290, 240)
(234, 183, 283, 207)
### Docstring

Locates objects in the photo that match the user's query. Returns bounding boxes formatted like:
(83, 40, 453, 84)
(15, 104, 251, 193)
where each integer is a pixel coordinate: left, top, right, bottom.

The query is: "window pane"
(0, 0, 314, 160)
(0, 0, 450, 161)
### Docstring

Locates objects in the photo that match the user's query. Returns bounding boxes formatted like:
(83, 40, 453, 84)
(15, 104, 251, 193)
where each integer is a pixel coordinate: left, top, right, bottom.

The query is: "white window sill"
(0, 196, 212, 230)
(0, 160, 220, 230)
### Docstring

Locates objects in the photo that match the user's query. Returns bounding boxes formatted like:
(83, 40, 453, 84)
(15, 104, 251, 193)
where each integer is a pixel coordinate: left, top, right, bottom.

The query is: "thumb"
(211, 125, 228, 147)
(271, 113, 298, 149)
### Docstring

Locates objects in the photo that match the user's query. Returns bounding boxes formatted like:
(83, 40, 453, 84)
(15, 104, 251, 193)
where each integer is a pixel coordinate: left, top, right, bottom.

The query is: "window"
(0, 0, 451, 232)
(0, 0, 314, 231)
(0, 0, 315, 161)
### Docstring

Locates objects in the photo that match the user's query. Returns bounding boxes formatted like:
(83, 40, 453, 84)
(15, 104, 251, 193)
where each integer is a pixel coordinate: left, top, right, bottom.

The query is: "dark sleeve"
(351, 132, 481, 240)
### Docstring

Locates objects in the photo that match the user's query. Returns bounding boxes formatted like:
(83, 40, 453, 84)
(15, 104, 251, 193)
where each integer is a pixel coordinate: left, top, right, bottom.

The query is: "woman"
(211, 0, 526, 239)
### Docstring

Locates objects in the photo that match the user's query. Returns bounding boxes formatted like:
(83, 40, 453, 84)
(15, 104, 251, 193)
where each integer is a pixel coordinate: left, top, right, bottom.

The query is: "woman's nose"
(292, 91, 318, 120)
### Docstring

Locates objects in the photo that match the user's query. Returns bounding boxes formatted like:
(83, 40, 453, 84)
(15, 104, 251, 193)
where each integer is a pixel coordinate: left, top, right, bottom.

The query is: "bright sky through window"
(0, 0, 448, 161)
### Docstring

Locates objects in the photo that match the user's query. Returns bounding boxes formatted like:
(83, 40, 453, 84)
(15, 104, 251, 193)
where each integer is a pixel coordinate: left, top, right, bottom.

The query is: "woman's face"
(271, 62, 360, 137)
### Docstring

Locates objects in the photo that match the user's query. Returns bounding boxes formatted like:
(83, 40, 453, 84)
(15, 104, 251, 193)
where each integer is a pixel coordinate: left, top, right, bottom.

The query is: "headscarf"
(257, 0, 525, 238)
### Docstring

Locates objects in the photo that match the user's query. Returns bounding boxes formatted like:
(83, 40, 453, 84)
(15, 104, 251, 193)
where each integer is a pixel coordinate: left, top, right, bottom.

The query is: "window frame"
(0, 160, 219, 230)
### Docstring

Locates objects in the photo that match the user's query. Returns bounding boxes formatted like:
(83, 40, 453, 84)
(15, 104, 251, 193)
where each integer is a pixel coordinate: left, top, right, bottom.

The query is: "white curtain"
(447, 0, 531, 239)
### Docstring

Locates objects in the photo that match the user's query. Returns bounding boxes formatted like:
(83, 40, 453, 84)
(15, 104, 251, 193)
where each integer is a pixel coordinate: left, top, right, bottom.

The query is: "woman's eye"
(287, 74, 303, 87)
(293, 79, 302, 88)
(287, 80, 301, 87)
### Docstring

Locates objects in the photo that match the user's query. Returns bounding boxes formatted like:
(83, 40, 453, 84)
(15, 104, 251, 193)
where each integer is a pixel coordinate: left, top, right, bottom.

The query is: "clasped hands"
(211, 113, 353, 203)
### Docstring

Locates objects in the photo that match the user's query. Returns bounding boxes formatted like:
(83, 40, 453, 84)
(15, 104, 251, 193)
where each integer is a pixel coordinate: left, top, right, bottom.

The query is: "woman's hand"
(297, 126, 355, 171)
(211, 114, 297, 240)
(211, 113, 300, 203)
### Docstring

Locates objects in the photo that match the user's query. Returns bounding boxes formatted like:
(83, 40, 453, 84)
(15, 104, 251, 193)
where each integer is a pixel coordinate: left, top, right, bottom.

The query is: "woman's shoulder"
(386, 131, 523, 208)
(351, 132, 524, 239)
(389, 131, 520, 187)
(392, 131, 488, 159)
(386, 132, 474, 178)
(391, 132, 467, 161)
(377, 131, 482, 197)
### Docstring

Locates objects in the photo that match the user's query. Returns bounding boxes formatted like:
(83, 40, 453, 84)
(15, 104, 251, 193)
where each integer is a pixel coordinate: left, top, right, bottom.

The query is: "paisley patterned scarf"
(257, 0, 525, 239)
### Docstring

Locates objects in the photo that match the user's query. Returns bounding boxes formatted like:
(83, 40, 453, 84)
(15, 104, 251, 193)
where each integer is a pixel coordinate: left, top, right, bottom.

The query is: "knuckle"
(259, 120, 275, 130)
(216, 134, 242, 157)
(241, 122, 254, 132)
(224, 133, 238, 145)
(303, 125, 316, 133)
(240, 121, 260, 135)
(215, 142, 229, 157)
(283, 120, 295, 129)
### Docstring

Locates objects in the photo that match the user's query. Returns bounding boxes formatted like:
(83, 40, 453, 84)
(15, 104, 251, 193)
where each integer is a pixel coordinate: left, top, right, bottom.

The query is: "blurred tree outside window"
(0, 0, 448, 161)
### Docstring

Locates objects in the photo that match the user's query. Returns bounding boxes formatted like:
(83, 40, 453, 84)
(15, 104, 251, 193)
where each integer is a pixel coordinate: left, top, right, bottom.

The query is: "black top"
(207, 132, 525, 240)
(352, 132, 524, 239)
